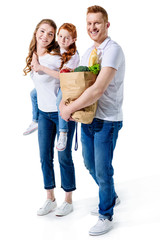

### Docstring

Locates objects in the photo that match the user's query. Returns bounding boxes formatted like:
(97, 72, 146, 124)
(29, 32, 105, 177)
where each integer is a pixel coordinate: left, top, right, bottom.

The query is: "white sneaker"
(55, 201, 73, 216)
(56, 133, 67, 151)
(23, 121, 38, 135)
(89, 218, 113, 236)
(37, 199, 57, 216)
(91, 197, 120, 216)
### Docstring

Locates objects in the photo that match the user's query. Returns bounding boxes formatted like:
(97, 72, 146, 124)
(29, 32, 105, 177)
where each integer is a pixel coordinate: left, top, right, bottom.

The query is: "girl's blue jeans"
(56, 89, 68, 132)
(30, 88, 39, 122)
(81, 118, 122, 220)
(38, 109, 76, 191)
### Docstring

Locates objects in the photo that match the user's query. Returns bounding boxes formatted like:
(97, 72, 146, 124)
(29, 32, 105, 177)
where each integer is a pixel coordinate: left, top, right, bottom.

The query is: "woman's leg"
(37, 110, 58, 216)
(55, 121, 76, 216)
(58, 120, 76, 192)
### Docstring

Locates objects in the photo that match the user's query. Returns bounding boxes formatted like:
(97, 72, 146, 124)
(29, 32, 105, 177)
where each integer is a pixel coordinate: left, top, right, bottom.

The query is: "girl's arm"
(31, 53, 60, 79)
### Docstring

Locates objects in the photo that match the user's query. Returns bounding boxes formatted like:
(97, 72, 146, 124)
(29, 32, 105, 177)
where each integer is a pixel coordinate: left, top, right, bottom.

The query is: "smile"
(40, 38, 48, 43)
(90, 30, 99, 35)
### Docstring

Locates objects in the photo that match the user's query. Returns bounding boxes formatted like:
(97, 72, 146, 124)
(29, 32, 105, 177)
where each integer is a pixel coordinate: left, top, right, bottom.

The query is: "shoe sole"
(56, 146, 66, 151)
(23, 128, 38, 135)
(55, 208, 73, 217)
(89, 226, 113, 236)
(37, 208, 57, 216)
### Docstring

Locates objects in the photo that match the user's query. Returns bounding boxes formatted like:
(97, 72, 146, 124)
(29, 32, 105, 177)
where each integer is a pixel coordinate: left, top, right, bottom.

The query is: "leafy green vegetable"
(88, 64, 100, 75)
(74, 66, 89, 72)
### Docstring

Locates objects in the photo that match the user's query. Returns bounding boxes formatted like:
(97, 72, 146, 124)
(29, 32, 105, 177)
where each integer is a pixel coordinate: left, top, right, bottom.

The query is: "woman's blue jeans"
(81, 119, 122, 219)
(38, 110, 76, 192)
(30, 88, 39, 122)
(56, 89, 68, 132)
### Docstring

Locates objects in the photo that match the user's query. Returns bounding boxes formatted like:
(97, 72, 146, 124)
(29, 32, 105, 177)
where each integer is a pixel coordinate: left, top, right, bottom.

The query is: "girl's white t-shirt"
(31, 51, 80, 112)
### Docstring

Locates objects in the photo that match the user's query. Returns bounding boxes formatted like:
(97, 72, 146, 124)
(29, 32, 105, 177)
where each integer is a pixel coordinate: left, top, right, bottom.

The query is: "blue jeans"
(56, 89, 68, 132)
(38, 110, 76, 191)
(81, 119, 122, 220)
(30, 88, 39, 122)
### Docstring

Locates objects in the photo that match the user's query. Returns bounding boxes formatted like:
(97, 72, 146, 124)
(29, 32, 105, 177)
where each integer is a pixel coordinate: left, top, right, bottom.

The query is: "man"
(60, 5, 125, 236)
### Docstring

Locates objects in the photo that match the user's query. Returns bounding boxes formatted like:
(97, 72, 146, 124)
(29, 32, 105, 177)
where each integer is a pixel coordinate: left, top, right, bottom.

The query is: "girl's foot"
(23, 121, 38, 135)
(56, 133, 67, 151)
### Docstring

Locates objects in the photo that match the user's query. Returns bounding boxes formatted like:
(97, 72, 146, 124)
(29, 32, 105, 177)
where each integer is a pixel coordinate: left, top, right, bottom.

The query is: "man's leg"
(94, 120, 122, 218)
(81, 121, 98, 184)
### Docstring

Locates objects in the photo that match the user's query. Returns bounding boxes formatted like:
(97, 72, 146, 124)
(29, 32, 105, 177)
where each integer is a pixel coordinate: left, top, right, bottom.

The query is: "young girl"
(23, 19, 78, 217)
(25, 23, 80, 152)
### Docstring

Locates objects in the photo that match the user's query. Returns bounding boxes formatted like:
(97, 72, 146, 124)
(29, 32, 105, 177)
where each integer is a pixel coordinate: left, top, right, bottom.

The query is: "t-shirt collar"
(96, 37, 111, 50)
(60, 48, 67, 54)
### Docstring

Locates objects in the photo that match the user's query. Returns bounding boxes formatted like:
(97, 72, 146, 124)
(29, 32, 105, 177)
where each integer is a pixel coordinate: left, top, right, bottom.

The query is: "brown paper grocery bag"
(60, 72, 97, 124)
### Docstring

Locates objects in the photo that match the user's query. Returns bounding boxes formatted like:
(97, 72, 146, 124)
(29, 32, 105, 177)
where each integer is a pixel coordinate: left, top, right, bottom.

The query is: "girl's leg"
(23, 88, 38, 135)
(30, 88, 39, 122)
(56, 89, 69, 151)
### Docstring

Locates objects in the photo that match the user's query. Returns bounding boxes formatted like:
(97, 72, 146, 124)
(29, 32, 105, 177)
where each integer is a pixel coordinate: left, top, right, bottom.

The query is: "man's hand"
(59, 100, 72, 122)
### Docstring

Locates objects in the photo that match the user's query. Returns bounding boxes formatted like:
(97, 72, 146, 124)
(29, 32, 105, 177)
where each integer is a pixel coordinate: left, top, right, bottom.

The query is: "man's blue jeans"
(38, 110, 76, 191)
(81, 118, 122, 220)
(56, 89, 68, 132)
(30, 88, 39, 122)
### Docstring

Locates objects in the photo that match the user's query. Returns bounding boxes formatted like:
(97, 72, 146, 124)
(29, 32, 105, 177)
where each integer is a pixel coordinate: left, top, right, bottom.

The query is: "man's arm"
(59, 66, 117, 121)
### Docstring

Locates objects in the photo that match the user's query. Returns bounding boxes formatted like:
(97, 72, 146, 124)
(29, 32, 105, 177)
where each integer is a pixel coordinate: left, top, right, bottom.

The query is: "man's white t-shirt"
(81, 37, 125, 121)
(31, 51, 80, 113)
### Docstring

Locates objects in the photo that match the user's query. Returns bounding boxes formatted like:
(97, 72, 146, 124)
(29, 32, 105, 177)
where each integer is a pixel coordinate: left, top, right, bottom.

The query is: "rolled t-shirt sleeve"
(101, 45, 123, 70)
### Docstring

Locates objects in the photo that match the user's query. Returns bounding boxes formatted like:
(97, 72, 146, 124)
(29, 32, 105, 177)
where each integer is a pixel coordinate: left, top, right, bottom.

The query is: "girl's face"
(36, 23, 55, 48)
(58, 29, 75, 51)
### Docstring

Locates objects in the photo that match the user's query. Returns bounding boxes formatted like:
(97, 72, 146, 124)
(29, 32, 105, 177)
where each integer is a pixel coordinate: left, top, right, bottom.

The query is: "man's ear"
(107, 22, 110, 28)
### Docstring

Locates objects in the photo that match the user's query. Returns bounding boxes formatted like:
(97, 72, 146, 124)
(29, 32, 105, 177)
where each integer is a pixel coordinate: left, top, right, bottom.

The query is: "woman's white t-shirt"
(31, 51, 80, 112)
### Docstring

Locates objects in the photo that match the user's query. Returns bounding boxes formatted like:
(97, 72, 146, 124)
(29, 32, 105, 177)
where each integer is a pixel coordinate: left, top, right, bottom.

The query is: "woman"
(23, 19, 77, 216)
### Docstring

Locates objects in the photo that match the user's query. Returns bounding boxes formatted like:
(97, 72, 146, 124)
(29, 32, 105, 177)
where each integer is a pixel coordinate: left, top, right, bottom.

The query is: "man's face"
(86, 12, 108, 46)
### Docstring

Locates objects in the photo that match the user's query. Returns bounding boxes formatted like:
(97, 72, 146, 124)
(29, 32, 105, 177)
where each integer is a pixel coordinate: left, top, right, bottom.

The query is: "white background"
(0, 0, 160, 239)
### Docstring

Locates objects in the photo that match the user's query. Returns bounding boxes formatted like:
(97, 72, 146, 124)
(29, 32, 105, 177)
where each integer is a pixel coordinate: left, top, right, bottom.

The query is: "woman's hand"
(31, 53, 42, 72)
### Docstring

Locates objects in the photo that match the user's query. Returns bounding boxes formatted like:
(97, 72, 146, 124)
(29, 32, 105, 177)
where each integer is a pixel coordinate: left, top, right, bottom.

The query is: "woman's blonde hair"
(58, 23, 77, 69)
(23, 19, 60, 75)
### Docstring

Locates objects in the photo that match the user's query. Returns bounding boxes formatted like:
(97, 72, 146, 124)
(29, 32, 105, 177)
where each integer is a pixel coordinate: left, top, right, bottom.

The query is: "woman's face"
(36, 23, 55, 48)
(58, 29, 74, 51)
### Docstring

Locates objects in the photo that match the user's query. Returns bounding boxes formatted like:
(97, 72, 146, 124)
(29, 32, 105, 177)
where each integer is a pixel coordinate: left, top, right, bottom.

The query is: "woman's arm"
(31, 53, 60, 79)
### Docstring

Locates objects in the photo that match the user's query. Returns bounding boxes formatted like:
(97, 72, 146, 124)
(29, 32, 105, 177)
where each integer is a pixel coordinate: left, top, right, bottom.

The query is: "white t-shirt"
(31, 53, 61, 112)
(31, 50, 80, 112)
(81, 37, 125, 121)
(61, 49, 80, 69)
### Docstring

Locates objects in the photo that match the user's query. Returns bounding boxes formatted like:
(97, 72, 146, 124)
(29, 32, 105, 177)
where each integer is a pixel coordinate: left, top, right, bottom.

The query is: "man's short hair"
(87, 5, 108, 23)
